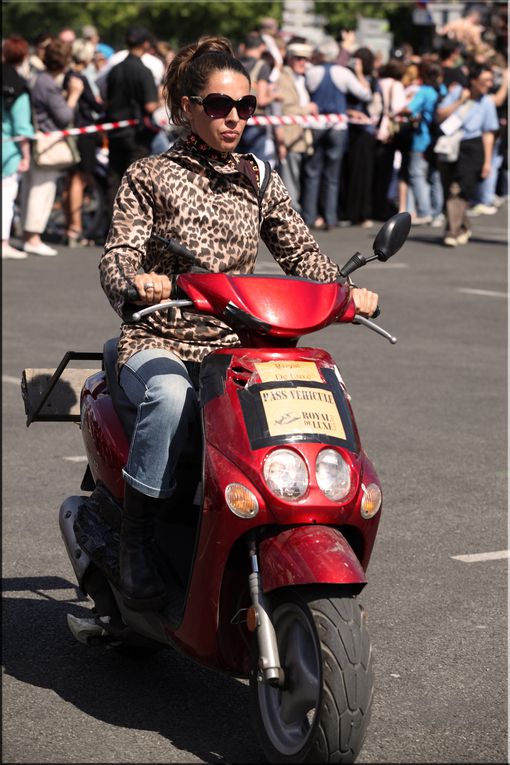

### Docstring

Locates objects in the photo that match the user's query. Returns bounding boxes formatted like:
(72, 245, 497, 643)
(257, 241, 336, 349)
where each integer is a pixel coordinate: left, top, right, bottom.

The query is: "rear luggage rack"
(21, 351, 103, 426)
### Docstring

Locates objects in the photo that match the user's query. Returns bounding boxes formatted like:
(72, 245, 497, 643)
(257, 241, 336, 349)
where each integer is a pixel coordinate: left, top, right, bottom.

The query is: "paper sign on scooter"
(255, 361, 322, 383)
(260, 386, 346, 439)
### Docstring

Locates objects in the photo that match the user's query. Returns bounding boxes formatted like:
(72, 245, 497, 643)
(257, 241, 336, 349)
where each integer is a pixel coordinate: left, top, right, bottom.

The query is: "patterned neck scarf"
(186, 132, 231, 163)
(184, 132, 260, 187)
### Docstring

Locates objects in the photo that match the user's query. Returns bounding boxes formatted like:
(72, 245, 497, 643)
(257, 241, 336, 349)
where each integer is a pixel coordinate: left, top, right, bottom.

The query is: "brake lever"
(353, 315, 397, 344)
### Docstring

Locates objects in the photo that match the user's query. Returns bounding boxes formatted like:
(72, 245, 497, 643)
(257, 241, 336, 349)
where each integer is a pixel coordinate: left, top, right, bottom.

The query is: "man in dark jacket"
(105, 26, 159, 219)
(439, 38, 469, 90)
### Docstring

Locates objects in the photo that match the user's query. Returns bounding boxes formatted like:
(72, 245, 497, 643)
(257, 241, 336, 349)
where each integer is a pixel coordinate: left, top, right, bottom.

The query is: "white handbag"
(433, 130, 463, 162)
(433, 100, 475, 163)
(32, 130, 81, 170)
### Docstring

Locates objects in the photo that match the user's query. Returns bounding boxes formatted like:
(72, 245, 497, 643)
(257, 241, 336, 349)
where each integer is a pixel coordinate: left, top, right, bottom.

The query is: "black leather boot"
(119, 484, 167, 611)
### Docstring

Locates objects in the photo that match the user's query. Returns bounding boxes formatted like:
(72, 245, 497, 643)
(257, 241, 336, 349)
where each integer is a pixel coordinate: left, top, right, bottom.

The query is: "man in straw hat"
(274, 42, 318, 212)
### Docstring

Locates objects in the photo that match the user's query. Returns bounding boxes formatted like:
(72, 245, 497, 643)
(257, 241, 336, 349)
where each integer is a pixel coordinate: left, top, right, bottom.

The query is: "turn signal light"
(360, 483, 382, 519)
(225, 483, 259, 518)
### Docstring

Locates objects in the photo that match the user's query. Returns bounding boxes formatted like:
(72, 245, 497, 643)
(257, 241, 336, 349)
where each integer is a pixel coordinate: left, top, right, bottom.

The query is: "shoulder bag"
(377, 82, 405, 144)
(433, 100, 475, 163)
(32, 106, 80, 171)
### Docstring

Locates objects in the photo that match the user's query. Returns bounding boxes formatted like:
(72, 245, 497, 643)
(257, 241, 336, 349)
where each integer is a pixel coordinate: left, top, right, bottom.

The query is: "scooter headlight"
(316, 448, 351, 501)
(263, 448, 308, 500)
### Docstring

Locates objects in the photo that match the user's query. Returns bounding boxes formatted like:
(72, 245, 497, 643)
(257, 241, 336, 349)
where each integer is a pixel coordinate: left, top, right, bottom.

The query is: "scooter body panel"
(80, 372, 129, 500)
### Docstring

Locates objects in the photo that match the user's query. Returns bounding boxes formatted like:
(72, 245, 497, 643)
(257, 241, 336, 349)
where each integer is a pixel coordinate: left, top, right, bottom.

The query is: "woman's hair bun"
(191, 36, 235, 60)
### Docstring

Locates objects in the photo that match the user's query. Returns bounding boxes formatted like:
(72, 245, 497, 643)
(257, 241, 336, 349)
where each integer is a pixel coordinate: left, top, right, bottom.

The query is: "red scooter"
(22, 212, 410, 763)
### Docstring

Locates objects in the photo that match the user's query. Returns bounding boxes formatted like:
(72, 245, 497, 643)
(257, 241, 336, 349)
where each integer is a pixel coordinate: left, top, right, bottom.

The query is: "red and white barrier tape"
(2, 113, 360, 143)
(3, 118, 140, 143)
(250, 113, 348, 127)
(4, 111, 505, 143)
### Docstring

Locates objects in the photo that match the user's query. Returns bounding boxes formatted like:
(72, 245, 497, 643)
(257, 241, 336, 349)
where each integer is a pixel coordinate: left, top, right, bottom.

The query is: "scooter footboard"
(259, 525, 366, 594)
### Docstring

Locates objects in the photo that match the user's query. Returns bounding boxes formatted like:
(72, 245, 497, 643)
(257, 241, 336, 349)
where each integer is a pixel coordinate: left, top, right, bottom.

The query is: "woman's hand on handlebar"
(133, 272, 172, 305)
(351, 287, 379, 318)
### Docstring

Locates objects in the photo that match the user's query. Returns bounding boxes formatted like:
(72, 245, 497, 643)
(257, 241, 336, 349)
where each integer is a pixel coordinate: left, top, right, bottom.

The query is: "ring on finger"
(144, 281, 154, 290)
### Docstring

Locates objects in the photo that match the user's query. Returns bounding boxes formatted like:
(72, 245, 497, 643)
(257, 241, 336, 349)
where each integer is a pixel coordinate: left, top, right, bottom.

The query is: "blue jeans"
(408, 151, 444, 218)
(301, 128, 348, 227)
(119, 349, 200, 498)
(277, 152, 305, 212)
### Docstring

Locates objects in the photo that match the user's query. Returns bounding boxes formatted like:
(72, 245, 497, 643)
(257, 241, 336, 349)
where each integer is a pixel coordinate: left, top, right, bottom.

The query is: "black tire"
(250, 586, 373, 764)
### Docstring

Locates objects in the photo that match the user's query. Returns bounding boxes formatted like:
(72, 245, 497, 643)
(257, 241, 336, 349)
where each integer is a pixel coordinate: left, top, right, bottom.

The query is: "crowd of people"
(2, 6, 508, 259)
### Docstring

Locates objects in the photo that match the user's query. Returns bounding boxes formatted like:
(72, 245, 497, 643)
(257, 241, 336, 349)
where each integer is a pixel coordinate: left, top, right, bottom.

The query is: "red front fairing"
(200, 347, 365, 522)
(172, 347, 382, 673)
(200, 347, 381, 545)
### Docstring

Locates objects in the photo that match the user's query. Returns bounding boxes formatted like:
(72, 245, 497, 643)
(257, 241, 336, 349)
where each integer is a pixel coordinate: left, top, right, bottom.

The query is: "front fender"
(259, 525, 366, 594)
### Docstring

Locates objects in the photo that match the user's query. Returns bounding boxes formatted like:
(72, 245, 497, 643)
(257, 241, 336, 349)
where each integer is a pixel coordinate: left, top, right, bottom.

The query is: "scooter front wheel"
(250, 586, 373, 763)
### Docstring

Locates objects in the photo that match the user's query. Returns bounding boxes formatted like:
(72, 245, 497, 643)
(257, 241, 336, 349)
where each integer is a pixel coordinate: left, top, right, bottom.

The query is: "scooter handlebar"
(123, 281, 392, 341)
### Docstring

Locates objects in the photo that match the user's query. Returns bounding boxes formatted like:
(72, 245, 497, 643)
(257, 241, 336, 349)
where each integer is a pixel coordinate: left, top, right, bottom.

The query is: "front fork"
(247, 540, 284, 688)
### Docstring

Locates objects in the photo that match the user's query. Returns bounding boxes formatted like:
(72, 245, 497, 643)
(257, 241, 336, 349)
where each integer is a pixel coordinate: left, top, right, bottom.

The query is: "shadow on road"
(2, 575, 264, 764)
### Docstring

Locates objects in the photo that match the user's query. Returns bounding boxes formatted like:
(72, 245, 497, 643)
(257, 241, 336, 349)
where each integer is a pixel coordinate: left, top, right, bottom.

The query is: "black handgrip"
(124, 285, 139, 302)
(124, 281, 188, 304)
(372, 305, 381, 319)
(339, 252, 367, 278)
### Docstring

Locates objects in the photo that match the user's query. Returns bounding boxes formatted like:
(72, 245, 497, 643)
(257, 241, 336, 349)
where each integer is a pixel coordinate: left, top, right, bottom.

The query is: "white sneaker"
(412, 215, 432, 225)
(443, 236, 458, 247)
(24, 241, 58, 257)
(2, 243, 28, 259)
(431, 214, 445, 228)
(456, 229, 472, 245)
(468, 203, 498, 216)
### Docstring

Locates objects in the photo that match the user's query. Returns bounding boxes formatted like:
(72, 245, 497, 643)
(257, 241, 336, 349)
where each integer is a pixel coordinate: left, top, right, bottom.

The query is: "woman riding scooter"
(99, 35, 379, 612)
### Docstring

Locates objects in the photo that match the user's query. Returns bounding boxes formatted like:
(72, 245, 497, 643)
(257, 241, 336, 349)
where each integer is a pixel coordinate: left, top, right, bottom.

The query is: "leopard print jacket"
(99, 135, 343, 374)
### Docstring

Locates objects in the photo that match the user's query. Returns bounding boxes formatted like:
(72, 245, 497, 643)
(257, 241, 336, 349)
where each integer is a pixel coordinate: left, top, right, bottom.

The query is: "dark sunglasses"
(188, 92, 257, 120)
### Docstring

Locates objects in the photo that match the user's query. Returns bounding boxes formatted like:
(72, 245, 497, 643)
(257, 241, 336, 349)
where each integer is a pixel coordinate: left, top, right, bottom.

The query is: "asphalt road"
(2, 206, 508, 764)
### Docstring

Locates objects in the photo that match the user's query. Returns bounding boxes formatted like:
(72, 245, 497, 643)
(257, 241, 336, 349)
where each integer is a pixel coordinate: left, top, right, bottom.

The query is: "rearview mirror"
(372, 212, 411, 262)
